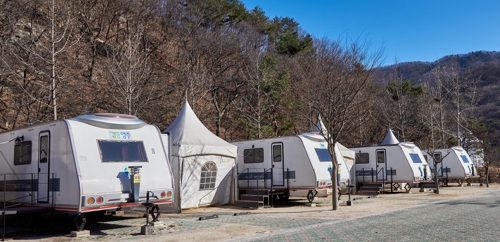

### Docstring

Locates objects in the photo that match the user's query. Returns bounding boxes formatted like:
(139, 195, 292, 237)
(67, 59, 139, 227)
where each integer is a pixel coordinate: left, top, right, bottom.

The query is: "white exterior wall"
(352, 143, 430, 184)
(434, 147, 476, 179)
(67, 120, 174, 212)
(0, 120, 79, 208)
(0, 115, 174, 213)
(234, 133, 351, 192)
(234, 136, 317, 190)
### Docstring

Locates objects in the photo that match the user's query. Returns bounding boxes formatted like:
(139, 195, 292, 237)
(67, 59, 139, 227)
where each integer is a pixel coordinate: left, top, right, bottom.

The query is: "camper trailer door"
(272, 143, 284, 186)
(376, 149, 387, 181)
(38, 131, 50, 203)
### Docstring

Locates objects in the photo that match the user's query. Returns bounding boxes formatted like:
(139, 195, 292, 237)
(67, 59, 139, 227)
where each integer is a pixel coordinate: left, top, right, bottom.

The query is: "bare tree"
(296, 36, 383, 210)
(379, 63, 425, 142)
(433, 59, 481, 146)
(1, 0, 79, 124)
(104, 23, 162, 116)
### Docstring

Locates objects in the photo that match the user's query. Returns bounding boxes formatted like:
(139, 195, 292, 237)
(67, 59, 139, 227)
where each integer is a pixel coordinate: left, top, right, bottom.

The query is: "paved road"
(239, 190, 500, 242)
(7, 187, 500, 241)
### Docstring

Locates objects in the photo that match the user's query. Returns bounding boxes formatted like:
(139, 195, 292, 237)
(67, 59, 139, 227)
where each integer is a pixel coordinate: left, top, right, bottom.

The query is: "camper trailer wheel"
(404, 183, 411, 191)
(21, 213, 37, 228)
(457, 179, 463, 186)
(279, 191, 290, 200)
(466, 178, 471, 186)
(10, 215, 21, 227)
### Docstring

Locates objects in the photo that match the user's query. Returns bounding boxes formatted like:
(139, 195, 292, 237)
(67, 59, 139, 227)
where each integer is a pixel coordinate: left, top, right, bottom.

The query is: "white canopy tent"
(163, 102, 237, 210)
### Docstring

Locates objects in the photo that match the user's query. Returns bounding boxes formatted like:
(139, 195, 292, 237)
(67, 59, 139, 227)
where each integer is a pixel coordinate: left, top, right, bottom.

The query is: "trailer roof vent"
(71, 113, 146, 129)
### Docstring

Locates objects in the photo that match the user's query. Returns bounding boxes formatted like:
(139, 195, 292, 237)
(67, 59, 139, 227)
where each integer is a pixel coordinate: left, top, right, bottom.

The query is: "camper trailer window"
(98, 141, 148, 162)
(460, 155, 470, 163)
(433, 153, 442, 161)
(199, 161, 217, 190)
(14, 141, 32, 165)
(40, 135, 49, 163)
(243, 148, 264, 163)
(315, 149, 332, 162)
(355, 153, 369, 164)
(409, 153, 423, 163)
(273, 145, 282, 162)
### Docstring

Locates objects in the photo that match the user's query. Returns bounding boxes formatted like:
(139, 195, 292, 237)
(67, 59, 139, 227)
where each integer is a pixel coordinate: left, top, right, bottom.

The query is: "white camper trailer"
(162, 102, 237, 210)
(0, 113, 174, 229)
(351, 129, 431, 192)
(424, 146, 476, 186)
(233, 132, 352, 203)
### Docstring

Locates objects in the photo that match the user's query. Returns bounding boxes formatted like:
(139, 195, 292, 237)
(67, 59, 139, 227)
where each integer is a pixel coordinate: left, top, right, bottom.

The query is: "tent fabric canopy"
(162, 101, 237, 210)
(312, 115, 328, 136)
(164, 102, 236, 158)
(380, 129, 400, 145)
(336, 142, 355, 160)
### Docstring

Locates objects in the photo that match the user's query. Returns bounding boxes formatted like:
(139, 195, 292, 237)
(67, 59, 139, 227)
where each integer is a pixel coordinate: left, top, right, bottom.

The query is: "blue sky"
(240, 0, 500, 66)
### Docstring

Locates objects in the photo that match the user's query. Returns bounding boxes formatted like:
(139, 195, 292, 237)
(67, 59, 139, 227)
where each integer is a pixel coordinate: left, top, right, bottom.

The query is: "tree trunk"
(486, 166, 490, 188)
(331, 154, 339, 210)
(434, 162, 440, 194)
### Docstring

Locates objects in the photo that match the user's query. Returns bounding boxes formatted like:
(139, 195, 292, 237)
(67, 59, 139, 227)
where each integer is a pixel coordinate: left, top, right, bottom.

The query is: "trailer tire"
(279, 191, 289, 200)
(21, 213, 36, 228)
(85, 210, 105, 222)
(457, 179, 463, 186)
(10, 215, 21, 227)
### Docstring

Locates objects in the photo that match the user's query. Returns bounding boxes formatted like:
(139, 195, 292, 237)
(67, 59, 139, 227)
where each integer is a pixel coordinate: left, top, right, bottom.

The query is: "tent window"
(243, 148, 264, 163)
(355, 153, 369, 164)
(14, 141, 32, 165)
(199, 161, 217, 190)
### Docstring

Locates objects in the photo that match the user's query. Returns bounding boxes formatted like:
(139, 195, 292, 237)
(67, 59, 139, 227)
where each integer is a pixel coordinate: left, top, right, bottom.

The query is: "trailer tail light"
(160, 192, 166, 198)
(96, 197, 104, 204)
(167, 191, 172, 197)
(87, 197, 95, 205)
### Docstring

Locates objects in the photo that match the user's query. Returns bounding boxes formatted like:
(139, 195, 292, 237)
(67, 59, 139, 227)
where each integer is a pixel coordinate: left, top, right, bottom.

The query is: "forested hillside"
(373, 51, 500, 158)
(0, 0, 498, 164)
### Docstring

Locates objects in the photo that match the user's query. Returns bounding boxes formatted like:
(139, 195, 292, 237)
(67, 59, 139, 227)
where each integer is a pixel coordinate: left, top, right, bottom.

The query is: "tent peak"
(312, 115, 327, 136)
(380, 129, 399, 145)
